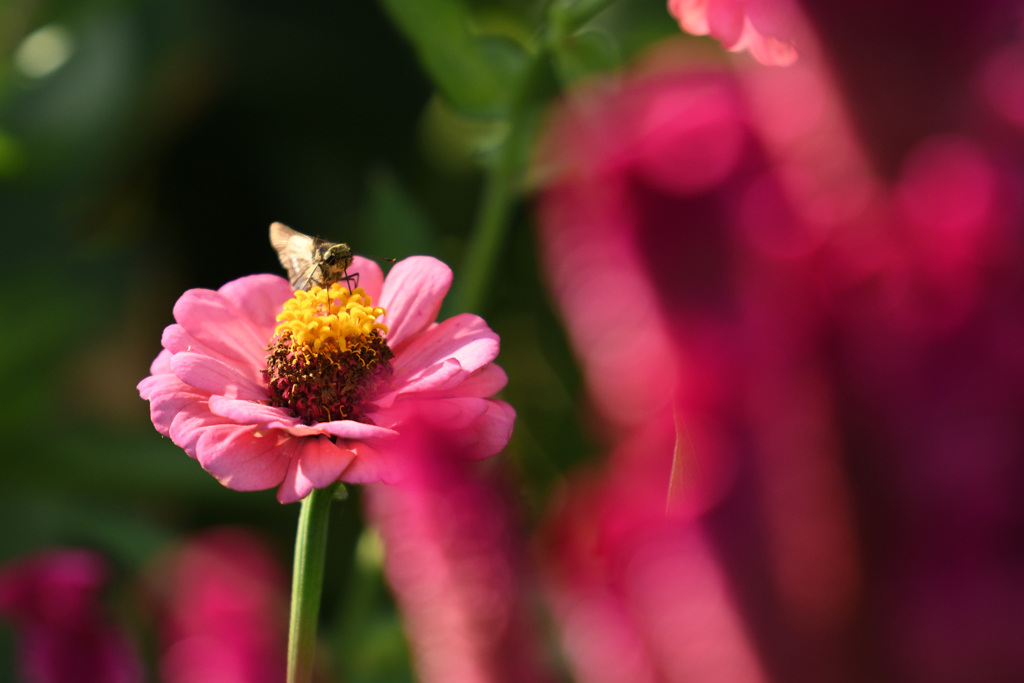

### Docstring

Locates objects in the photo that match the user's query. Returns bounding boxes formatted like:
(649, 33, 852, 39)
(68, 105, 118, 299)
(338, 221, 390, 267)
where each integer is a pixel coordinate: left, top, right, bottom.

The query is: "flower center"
(264, 283, 393, 424)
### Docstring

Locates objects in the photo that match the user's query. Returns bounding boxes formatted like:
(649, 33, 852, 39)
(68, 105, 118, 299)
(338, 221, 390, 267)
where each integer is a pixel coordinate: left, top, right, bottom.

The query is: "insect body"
(269, 222, 355, 291)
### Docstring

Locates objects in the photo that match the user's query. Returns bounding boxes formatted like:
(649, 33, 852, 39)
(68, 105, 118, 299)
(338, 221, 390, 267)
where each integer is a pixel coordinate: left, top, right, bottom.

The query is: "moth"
(269, 222, 356, 292)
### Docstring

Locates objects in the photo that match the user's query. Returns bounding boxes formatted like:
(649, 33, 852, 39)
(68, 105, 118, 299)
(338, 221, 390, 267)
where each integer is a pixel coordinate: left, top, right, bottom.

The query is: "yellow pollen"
(274, 283, 388, 353)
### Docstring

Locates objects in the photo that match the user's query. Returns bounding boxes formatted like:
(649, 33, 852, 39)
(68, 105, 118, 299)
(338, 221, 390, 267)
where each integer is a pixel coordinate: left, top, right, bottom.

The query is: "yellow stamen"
(274, 283, 388, 354)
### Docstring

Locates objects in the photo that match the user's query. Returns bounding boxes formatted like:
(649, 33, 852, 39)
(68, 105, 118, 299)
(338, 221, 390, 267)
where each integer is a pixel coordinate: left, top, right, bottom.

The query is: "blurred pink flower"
(538, 1, 1024, 674)
(668, 0, 798, 66)
(365, 415, 555, 683)
(0, 550, 141, 683)
(138, 255, 515, 503)
(538, 65, 865, 680)
(541, 421, 767, 683)
(144, 528, 288, 683)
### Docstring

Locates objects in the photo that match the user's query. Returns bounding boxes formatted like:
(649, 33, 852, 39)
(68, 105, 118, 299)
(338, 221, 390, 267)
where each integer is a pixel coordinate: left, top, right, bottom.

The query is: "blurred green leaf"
(588, 0, 683, 61)
(553, 28, 621, 84)
(376, 0, 528, 115)
(548, 0, 624, 39)
(0, 492, 173, 569)
(0, 629, 14, 683)
(0, 129, 23, 177)
(1, 428, 236, 502)
(329, 528, 414, 683)
(418, 94, 509, 172)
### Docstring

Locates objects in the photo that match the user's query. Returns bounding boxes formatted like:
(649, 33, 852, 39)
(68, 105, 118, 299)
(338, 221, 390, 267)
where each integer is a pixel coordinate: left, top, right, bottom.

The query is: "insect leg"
(341, 268, 359, 294)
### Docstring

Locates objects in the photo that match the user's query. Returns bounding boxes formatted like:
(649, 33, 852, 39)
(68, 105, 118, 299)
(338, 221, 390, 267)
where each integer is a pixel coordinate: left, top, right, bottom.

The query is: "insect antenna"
(345, 254, 394, 295)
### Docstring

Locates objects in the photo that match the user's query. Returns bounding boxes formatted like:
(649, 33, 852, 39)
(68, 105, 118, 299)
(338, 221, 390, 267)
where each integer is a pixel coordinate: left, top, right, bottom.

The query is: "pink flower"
(668, 0, 798, 66)
(138, 255, 515, 503)
(541, 422, 768, 683)
(536, 68, 858, 679)
(0, 550, 142, 683)
(144, 528, 288, 683)
(365, 418, 556, 683)
(538, 4, 1024, 675)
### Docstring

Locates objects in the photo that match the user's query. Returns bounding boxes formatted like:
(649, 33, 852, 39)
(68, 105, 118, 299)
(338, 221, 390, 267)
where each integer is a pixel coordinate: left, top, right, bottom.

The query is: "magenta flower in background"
(540, 420, 767, 683)
(537, 0, 1024, 676)
(0, 550, 141, 683)
(365, 415, 555, 683)
(138, 255, 515, 503)
(668, 0, 799, 66)
(536, 70, 777, 681)
(143, 528, 288, 683)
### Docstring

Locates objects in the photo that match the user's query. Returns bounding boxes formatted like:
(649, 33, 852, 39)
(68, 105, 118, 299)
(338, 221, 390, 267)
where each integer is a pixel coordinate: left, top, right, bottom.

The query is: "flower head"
(265, 283, 393, 424)
(138, 256, 515, 503)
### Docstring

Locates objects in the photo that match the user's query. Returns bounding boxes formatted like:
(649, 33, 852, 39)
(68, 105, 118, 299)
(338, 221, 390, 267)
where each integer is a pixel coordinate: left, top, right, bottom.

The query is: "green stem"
(453, 155, 515, 315)
(452, 59, 555, 315)
(548, 0, 622, 43)
(453, 2, 617, 315)
(287, 482, 341, 683)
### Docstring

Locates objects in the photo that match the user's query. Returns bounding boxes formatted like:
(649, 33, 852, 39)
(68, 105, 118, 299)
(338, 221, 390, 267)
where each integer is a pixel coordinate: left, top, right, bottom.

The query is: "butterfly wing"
(270, 222, 318, 290)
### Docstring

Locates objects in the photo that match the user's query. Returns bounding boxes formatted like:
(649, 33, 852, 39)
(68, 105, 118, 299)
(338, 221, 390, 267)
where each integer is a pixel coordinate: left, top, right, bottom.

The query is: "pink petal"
(390, 363, 509, 402)
(743, 26, 798, 66)
(207, 395, 302, 430)
(277, 453, 313, 504)
(706, 0, 745, 47)
(392, 313, 499, 388)
(139, 374, 209, 437)
(277, 424, 331, 437)
(299, 437, 355, 489)
(340, 440, 399, 485)
(461, 399, 517, 459)
(379, 256, 453, 350)
(396, 358, 464, 396)
(196, 426, 295, 491)
(364, 397, 492, 441)
(272, 436, 362, 502)
(218, 274, 295, 339)
(150, 350, 173, 375)
(169, 400, 233, 458)
(437, 363, 509, 398)
(270, 420, 398, 440)
(138, 372, 182, 401)
(668, 0, 797, 66)
(171, 353, 268, 401)
(162, 325, 264, 383)
(408, 396, 490, 429)
(173, 289, 269, 370)
(365, 407, 402, 429)
(349, 256, 384, 305)
(317, 420, 399, 440)
(670, 0, 711, 34)
(366, 389, 399, 411)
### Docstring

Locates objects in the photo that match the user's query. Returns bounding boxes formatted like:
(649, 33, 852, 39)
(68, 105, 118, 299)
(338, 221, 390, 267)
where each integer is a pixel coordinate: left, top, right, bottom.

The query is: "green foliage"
(553, 28, 622, 84)
(377, 0, 529, 116)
